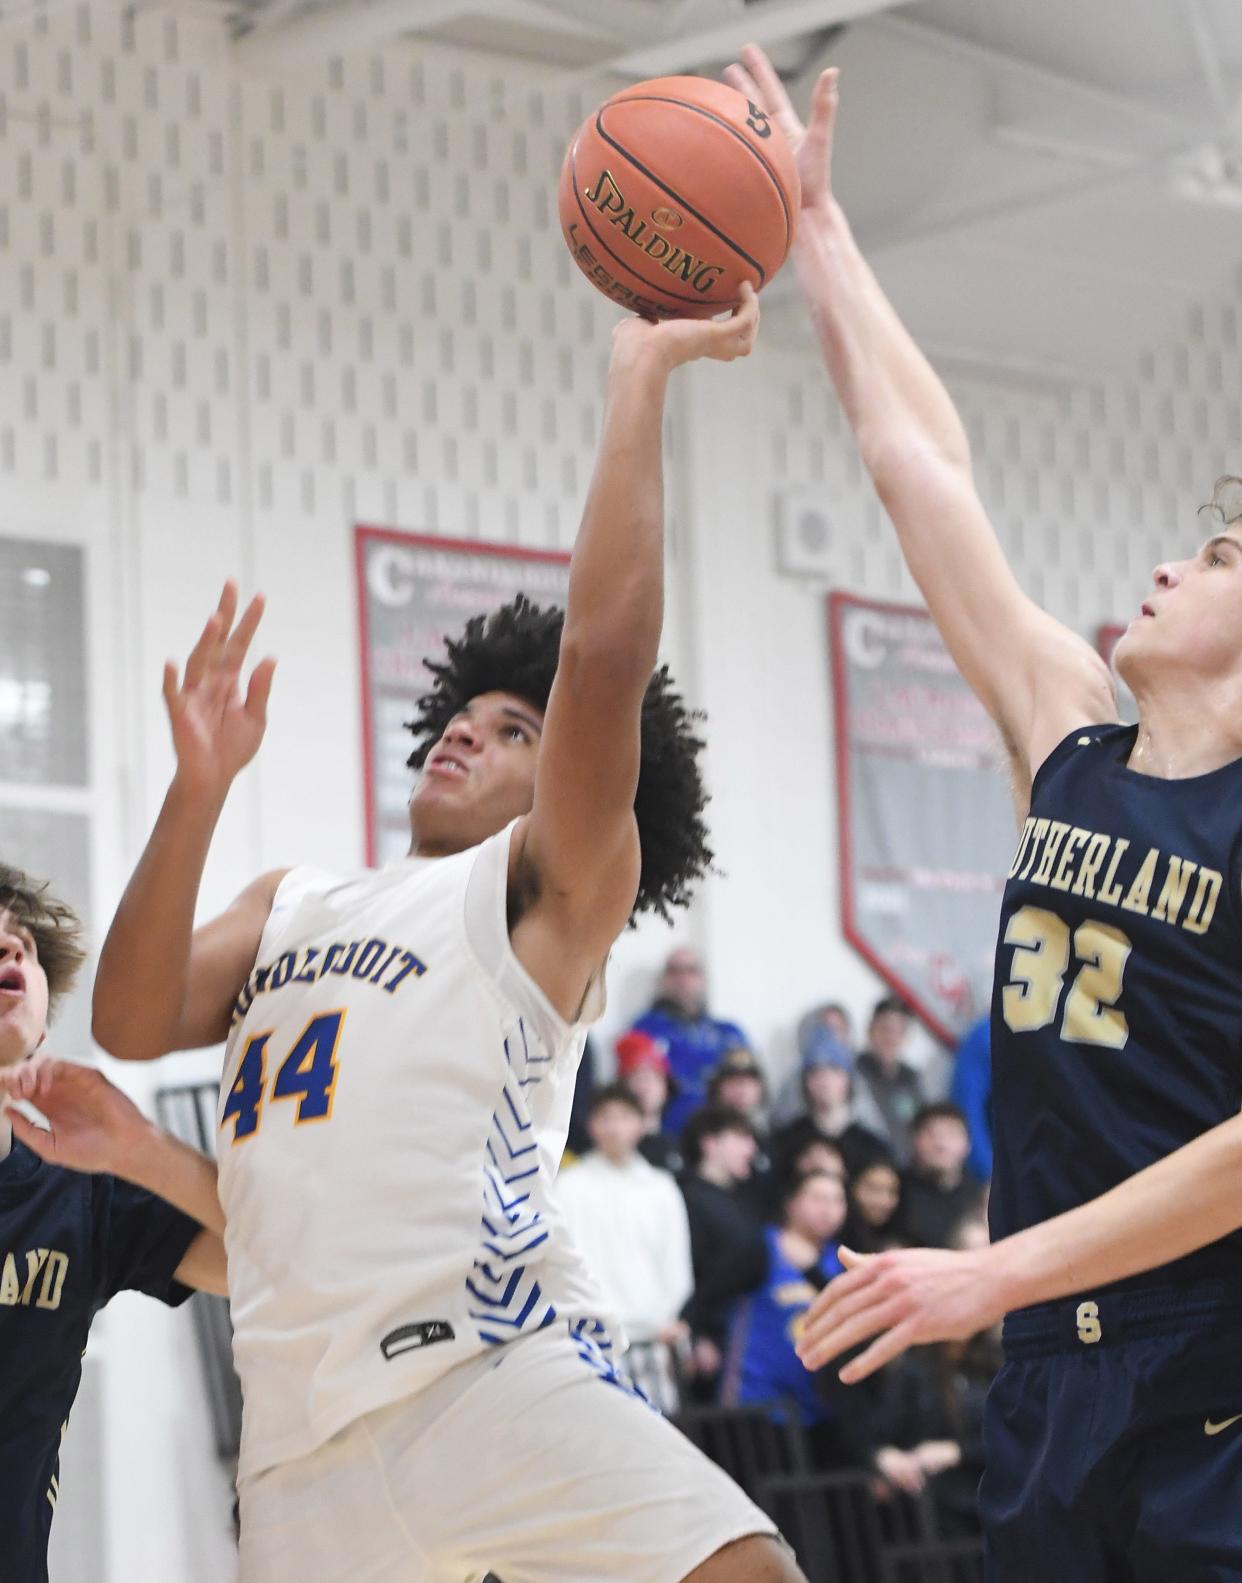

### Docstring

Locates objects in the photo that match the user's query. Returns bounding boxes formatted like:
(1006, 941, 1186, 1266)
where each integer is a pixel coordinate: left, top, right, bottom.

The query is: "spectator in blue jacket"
(949, 1014, 992, 1184)
(629, 947, 752, 1137)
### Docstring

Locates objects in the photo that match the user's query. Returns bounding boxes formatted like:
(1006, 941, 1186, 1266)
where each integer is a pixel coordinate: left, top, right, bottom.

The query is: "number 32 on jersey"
(222, 1011, 346, 1142)
(1002, 907, 1133, 1048)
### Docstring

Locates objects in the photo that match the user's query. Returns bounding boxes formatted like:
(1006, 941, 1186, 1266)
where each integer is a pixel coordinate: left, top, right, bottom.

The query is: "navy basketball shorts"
(980, 1279, 1242, 1582)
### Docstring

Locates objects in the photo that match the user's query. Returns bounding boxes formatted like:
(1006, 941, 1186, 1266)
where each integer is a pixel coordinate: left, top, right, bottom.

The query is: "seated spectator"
(852, 997, 926, 1165)
(784, 1134, 846, 1184)
(722, 1171, 848, 1466)
(707, 1045, 773, 1195)
(842, 1155, 905, 1255)
(898, 1103, 984, 1249)
(950, 1013, 992, 1185)
(772, 1001, 856, 1125)
(629, 947, 752, 1138)
(772, 1028, 888, 1181)
(678, 1104, 766, 1397)
(615, 1029, 681, 1173)
(849, 1216, 999, 1534)
(558, 1085, 693, 1413)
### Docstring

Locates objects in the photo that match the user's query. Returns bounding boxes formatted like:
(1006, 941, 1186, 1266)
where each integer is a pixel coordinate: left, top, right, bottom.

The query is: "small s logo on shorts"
(381, 1321, 456, 1360)
(1075, 1300, 1102, 1345)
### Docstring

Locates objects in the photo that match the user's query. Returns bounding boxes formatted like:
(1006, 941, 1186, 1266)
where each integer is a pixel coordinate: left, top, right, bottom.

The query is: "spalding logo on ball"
(559, 75, 799, 320)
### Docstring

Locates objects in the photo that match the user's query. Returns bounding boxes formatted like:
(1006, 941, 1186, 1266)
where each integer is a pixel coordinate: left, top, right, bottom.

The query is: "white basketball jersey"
(215, 821, 617, 1478)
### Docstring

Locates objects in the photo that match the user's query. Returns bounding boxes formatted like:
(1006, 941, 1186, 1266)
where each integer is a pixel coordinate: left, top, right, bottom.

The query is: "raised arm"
(512, 295, 759, 1016)
(726, 49, 1116, 802)
(0, 1057, 228, 1295)
(796, 1108, 1242, 1382)
(93, 584, 282, 1060)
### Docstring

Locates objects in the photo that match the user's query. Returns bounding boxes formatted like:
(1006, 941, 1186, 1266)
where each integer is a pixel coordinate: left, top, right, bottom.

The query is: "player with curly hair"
(93, 293, 806, 1583)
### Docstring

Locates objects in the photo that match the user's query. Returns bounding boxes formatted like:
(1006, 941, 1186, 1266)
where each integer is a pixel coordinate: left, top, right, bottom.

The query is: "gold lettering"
(35, 1251, 68, 1311)
(1031, 822, 1071, 887)
(1120, 848, 1160, 915)
(1051, 827, 1091, 892)
(1184, 869, 1223, 935)
(0, 1253, 19, 1305)
(20, 1248, 48, 1306)
(691, 264, 725, 293)
(583, 168, 625, 215)
(1150, 856, 1198, 926)
(1097, 838, 1131, 906)
(1017, 819, 1050, 881)
(1008, 818, 1037, 879)
(1072, 833, 1111, 899)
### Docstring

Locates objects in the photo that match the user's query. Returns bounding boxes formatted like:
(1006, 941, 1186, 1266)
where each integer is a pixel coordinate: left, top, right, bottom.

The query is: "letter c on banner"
(844, 610, 888, 670)
(369, 545, 417, 608)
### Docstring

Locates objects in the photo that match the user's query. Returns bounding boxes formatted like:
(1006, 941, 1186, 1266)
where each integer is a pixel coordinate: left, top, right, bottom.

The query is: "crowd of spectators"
(558, 947, 998, 1534)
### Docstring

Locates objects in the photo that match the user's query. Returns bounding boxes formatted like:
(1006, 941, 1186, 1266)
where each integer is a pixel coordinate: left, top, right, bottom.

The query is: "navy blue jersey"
(0, 1139, 198, 1583)
(990, 722, 1242, 1288)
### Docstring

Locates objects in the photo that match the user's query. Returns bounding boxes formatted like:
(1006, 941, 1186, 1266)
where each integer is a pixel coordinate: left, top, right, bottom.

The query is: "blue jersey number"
(221, 1012, 345, 1143)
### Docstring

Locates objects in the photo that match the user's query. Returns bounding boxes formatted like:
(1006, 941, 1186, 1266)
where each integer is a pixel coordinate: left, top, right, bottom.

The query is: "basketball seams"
(592, 110, 768, 287)
(567, 144, 739, 313)
(604, 93, 794, 249)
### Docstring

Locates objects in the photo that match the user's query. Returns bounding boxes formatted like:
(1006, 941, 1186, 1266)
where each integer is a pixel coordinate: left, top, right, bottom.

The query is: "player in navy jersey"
(0, 864, 227, 1583)
(729, 41, 1242, 1583)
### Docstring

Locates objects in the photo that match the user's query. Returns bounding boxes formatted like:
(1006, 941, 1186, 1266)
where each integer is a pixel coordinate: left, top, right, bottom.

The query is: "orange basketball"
(559, 76, 799, 321)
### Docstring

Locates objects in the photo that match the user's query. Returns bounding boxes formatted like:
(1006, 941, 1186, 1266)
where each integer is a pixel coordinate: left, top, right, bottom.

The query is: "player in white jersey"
(93, 292, 806, 1583)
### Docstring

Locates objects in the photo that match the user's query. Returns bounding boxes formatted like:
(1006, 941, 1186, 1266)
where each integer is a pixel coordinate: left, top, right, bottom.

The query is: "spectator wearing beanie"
(772, 1001, 856, 1125)
(853, 997, 926, 1166)
(629, 947, 753, 1139)
(773, 1028, 888, 1182)
(615, 1029, 682, 1174)
(898, 1103, 984, 1249)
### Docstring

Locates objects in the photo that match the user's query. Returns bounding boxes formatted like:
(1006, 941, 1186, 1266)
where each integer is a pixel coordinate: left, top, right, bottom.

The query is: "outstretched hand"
(613, 282, 761, 370)
(796, 1243, 1009, 1383)
(0, 1056, 150, 1176)
(724, 45, 840, 218)
(163, 581, 275, 798)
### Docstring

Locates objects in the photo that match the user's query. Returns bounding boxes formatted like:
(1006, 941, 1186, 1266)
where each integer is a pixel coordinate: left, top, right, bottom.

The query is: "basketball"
(559, 76, 799, 320)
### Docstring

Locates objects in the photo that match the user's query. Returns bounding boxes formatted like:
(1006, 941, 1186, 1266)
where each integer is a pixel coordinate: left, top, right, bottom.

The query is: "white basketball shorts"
(237, 1326, 782, 1583)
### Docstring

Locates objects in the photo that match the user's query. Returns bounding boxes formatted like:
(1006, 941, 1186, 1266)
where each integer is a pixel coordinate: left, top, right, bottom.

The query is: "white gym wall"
(0, 1, 1237, 1577)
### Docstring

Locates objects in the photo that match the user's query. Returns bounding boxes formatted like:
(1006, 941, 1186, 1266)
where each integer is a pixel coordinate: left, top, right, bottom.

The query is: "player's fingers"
(245, 656, 277, 725)
(723, 62, 762, 106)
(839, 1317, 920, 1385)
(183, 610, 225, 690)
(838, 1245, 871, 1271)
(217, 578, 238, 628)
(7, 1108, 52, 1157)
(798, 1262, 880, 1339)
(739, 43, 802, 135)
(802, 67, 840, 181)
(223, 592, 267, 672)
(799, 1293, 904, 1371)
(162, 661, 182, 716)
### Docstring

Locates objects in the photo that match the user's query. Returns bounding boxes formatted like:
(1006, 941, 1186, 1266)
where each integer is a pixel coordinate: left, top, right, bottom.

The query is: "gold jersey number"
(1002, 906, 1132, 1049)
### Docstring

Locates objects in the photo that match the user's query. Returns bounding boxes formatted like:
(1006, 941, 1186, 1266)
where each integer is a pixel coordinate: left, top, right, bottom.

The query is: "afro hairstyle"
(404, 595, 712, 922)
